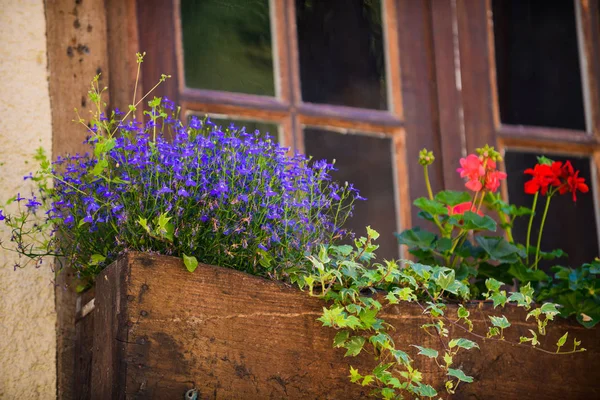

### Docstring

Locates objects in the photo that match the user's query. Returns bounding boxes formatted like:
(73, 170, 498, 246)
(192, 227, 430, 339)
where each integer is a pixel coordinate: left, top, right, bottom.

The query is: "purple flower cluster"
(36, 102, 361, 279)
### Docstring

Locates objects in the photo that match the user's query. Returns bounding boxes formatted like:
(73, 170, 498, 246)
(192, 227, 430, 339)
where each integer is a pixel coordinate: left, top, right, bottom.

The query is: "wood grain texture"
(45, 1, 110, 398)
(74, 288, 96, 400)
(396, 0, 444, 224)
(105, 0, 140, 114)
(90, 252, 600, 399)
(430, 0, 468, 191)
(456, 0, 497, 153)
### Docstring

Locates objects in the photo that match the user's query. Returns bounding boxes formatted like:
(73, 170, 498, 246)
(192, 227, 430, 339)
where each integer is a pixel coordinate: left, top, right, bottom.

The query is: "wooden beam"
(397, 0, 444, 222)
(45, 0, 111, 398)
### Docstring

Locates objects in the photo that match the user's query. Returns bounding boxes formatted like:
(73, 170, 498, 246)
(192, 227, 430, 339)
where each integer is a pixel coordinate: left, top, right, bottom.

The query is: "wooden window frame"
(138, 0, 414, 244)
(432, 0, 600, 246)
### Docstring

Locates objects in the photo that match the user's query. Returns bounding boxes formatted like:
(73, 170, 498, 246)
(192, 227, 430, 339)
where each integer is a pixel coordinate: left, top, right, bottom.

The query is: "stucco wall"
(0, 1, 56, 398)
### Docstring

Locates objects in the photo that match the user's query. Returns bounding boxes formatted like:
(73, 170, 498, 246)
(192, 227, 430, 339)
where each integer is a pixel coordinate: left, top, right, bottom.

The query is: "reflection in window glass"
(492, 0, 586, 130)
(188, 114, 280, 142)
(180, 0, 275, 96)
(296, 0, 387, 110)
(505, 151, 598, 269)
(210, 117, 280, 143)
(304, 128, 398, 259)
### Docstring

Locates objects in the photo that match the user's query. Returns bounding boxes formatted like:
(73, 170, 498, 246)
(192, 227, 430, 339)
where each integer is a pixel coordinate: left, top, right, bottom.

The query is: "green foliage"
(396, 150, 598, 331)
(302, 228, 581, 398)
(537, 260, 600, 328)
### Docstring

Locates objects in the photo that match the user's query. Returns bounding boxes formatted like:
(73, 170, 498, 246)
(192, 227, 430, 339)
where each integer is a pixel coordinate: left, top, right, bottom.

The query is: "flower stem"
(424, 165, 434, 200)
(525, 192, 538, 264)
(533, 194, 552, 270)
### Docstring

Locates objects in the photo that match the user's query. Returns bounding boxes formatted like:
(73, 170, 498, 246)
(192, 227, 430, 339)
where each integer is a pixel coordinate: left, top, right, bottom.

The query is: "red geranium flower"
(447, 202, 484, 217)
(524, 164, 556, 195)
(485, 170, 507, 193)
(457, 155, 485, 192)
(566, 170, 589, 202)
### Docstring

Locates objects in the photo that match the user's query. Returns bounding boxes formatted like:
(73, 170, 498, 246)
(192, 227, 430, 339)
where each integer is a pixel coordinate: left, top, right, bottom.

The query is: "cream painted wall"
(0, 1, 56, 398)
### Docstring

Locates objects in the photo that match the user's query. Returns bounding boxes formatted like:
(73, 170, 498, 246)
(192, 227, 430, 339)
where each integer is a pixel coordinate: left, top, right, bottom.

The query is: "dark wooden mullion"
(180, 88, 289, 112)
(283, 0, 305, 154)
(498, 132, 600, 156)
(298, 103, 402, 131)
(577, 0, 600, 138)
(396, 0, 444, 226)
(498, 124, 599, 146)
(430, 0, 468, 191)
(455, 0, 497, 153)
(137, 0, 180, 107)
(383, 0, 404, 119)
(271, 0, 292, 103)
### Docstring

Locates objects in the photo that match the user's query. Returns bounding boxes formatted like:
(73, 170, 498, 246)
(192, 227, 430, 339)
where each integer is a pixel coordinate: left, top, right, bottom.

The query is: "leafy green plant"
(300, 228, 584, 398)
(396, 146, 599, 327)
(537, 259, 600, 328)
(0, 53, 360, 284)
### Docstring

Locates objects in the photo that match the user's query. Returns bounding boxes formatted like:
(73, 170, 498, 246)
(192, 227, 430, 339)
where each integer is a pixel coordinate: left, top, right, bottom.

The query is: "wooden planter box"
(73, 252, 600, 399)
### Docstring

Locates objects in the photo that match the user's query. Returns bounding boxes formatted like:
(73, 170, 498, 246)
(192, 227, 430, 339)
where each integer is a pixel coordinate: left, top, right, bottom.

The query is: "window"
(139, 0, 407, 260)
(135, 0, 600, 266)
(490, 0, 600, 268)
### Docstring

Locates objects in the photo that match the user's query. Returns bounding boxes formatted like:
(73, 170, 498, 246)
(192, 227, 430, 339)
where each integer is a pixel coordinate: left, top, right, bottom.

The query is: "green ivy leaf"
(489, 315, 511, 329)
(413, 197, 448, 216)
(448, 338, 480, 350)
(334, 245, 353, 256)
(414, 383, 437, 397)
(556, 332, 568, 350)
(412, 345, 438, 359)
(508, 283, 535, 308)
(447, 368, 474, 383)
(407, 262, 433, 280)
(344, 336, 366, 357)
(435, 270, 455, 291)
(490, 292, 508, 308)
(349, 366, 362, 383)
(182, 254, 198, 273)
(361, 375, 375, 386)
(369, 333, 389, 348)
(485, 278, 504, 292)
(540, 303, 560, 317)
(366, 226, 380, 240)
(435, 190, 471, 206)
(457, 305, 470, 319)
(390, 349, 411, 365)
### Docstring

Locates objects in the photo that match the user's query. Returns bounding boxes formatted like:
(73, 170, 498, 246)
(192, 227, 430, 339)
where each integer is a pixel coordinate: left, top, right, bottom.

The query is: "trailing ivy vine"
(298, 227, 585, 399)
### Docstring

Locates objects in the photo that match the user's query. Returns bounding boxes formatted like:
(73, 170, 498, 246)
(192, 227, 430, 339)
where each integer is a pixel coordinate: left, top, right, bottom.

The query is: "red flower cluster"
(457, 154, 507, 193)
(524, 160, 589, 201)
(447, 201, 484, 217)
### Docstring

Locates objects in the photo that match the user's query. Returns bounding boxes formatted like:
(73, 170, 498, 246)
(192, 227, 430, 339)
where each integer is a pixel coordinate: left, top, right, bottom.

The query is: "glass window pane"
(296, 0, 387, 110)
(304, 128, 398, 259)
(505, 151, 598, 269)
(211, 117, 280, 142)
(189, 114, 280, 142)
(180, 0, 276, 96)
(492, 0, 586, 130)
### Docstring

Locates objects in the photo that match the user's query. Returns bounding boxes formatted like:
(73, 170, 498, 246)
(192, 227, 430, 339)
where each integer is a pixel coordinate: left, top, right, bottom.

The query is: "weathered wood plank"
(91, 255, 130, 400)
(74, 288, 95, 400)
(45, 1, 110, 397)
(396, 0, 445, 222)
(91, 253, 600, 399)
